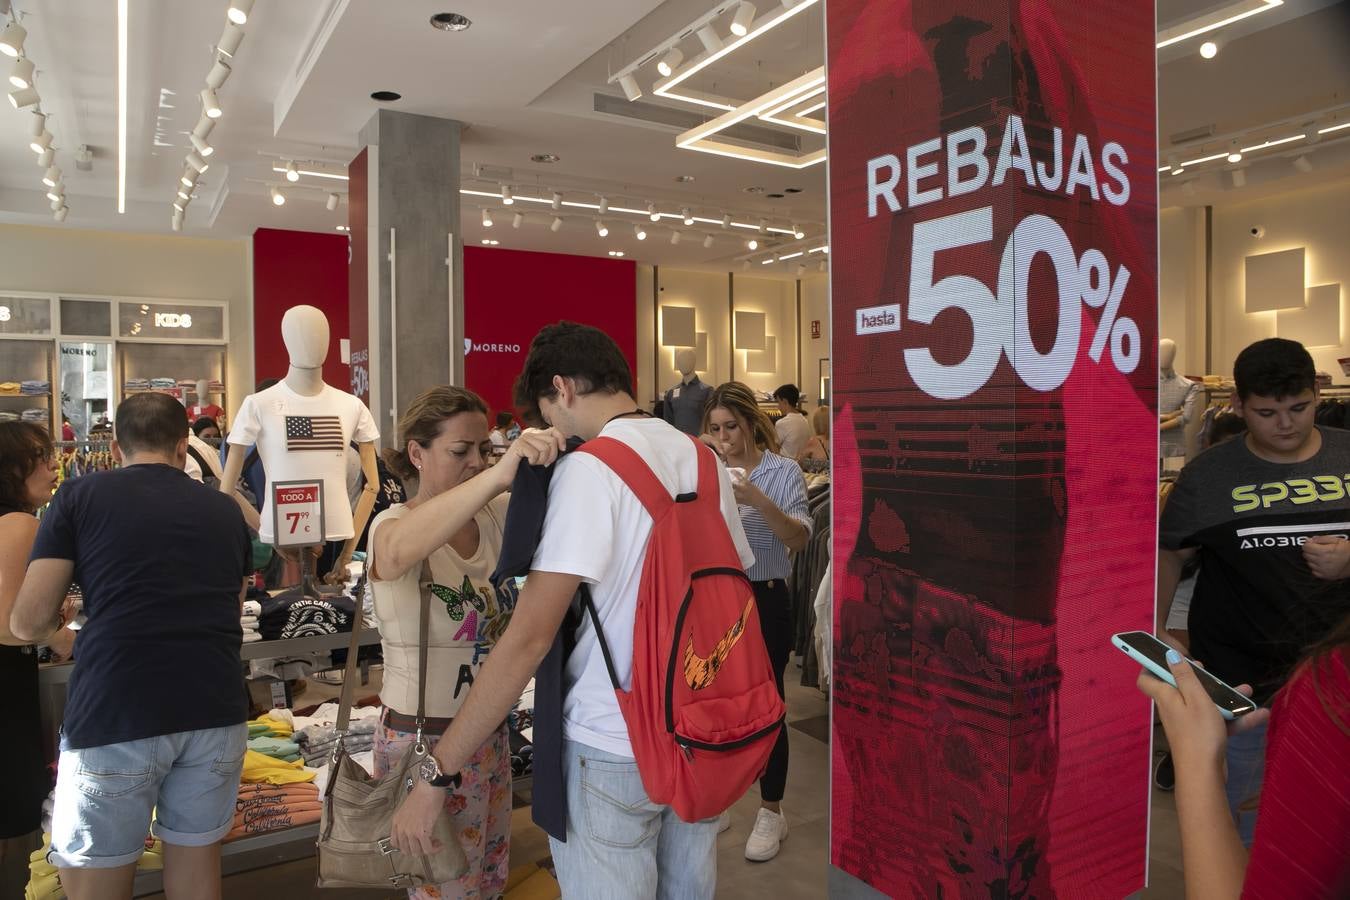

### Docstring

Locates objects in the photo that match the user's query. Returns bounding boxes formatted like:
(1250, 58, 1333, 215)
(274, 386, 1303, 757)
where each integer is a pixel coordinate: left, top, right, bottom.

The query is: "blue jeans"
(51, 724, 247, 868)
(1225, 719, 1266, 847)
(549, 740, 717, 899)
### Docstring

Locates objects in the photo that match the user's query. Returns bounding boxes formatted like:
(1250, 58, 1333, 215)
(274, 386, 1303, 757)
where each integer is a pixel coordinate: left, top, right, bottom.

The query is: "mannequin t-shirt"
(228, 381, 379, 543)
(187, 403, 225, 425)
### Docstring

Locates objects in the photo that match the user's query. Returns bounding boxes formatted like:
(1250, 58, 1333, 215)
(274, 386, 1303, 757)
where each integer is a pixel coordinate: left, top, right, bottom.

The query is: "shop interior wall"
(0, 224, 253, 418)
(799, 274, 830, 407)
(252, 228, 350, 392)
(648, 267, 733, 406)
(732, 275, 799, 398)
(1159, 207, 1206, 376)
(1211, 177, 1350, 378)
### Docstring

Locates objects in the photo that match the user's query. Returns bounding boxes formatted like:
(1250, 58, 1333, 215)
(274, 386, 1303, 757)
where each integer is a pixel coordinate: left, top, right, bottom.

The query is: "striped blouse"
(740, 450, 812, 582)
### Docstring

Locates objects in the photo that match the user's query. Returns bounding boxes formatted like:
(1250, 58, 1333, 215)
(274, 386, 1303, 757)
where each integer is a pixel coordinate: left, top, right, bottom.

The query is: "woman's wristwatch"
(417, 755, 462, 789)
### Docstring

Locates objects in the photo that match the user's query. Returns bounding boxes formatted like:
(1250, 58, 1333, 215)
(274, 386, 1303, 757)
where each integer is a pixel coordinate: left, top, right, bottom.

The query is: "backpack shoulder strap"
(691, 436, 721, 501)
(576, 436, 675, 518)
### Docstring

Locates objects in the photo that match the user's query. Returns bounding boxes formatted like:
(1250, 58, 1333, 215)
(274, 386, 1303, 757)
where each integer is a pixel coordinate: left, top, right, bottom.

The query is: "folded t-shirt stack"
(226, 783, 322, 842)
(124, 378, 151, 391)
(20, 380, 49, 395)
(0, 382, 19, 396)
(296, 717, 377, 766)
(150, 377, 178, 390)
(21, 408, 47, 423)
(241, 614, 261, 643)
(0, 411, 19, 423)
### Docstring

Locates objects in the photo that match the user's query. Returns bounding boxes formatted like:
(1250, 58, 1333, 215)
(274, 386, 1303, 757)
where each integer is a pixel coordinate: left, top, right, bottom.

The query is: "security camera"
(1250, 226, 1266, 238)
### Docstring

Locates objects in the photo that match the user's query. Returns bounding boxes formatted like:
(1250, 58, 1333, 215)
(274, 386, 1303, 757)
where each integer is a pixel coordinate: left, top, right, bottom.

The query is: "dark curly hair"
(512, 321, 633, 426)
(0, 422, 54, 513)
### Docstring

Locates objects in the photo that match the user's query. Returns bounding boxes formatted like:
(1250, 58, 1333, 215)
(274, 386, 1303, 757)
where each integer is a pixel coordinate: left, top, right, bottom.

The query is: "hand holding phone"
(1112, 631, 1258, 720)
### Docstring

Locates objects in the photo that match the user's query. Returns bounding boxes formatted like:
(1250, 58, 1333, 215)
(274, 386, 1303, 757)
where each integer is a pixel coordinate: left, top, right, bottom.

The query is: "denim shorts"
(50, 723, 248, 869)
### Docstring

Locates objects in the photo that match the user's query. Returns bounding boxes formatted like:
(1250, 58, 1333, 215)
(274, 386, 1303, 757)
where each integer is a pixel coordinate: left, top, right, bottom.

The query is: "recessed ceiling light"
(531, 153, 560, 164)
(430, 13, 472, 31)
(675, 175, 695, 183)
(743, 186, 766, 194)
(784, 187, 802, 193)
(371, 90, 402, 102)
(1199, 40, 1218, 59)
(767, 192, 785, 199)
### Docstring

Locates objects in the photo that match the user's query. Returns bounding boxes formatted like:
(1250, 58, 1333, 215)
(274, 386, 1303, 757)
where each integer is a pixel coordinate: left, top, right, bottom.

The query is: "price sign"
(271, 480, 326, 549)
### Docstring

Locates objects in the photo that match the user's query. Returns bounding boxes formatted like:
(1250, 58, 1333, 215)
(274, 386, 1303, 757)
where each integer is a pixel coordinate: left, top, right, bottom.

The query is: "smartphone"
(1111, 631, 1258, 720)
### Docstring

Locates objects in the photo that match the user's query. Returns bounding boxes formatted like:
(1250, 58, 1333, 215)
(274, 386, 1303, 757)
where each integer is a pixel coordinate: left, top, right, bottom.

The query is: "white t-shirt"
(532, 417, 755, 757)
(228, 381, 379, 543)
(774, 411, 812, 460)
(183, 433, 223, 483)
(369, 497, 517, 719)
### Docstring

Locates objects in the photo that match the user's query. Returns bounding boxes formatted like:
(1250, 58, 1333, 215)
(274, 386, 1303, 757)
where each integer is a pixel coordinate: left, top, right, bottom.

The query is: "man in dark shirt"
(12, 392, 251, 900)
(1157, 338, 1350, 846)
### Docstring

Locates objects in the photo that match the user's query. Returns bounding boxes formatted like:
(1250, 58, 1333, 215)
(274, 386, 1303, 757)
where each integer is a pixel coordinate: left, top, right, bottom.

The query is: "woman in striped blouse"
(702, 381, 811, 863)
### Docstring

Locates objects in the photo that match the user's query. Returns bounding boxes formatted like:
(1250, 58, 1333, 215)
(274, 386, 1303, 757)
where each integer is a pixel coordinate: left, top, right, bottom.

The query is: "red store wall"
(463, 246, 637, 418)
(252, 227, 351, 389)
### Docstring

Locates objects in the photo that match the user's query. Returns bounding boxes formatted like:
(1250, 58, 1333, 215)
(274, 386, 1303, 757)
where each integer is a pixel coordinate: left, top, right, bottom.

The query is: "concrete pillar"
(355, 110, 464, 442)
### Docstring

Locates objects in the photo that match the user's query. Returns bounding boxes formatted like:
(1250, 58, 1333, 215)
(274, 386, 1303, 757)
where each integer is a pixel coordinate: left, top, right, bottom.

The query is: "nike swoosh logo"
(682, 596, 755, 691)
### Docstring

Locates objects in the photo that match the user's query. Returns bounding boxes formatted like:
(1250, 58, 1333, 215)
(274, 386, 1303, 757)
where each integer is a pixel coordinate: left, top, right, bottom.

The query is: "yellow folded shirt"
(25, 872, 64, 900)
(241, 749, 316, 785)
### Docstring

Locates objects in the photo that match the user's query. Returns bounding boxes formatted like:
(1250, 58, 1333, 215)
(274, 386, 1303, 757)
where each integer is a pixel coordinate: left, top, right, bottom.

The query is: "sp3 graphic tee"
(1161, 426, 1350, 702)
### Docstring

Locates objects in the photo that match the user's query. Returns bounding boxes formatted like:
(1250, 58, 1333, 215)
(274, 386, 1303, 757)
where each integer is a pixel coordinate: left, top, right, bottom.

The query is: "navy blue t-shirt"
(32, 463, 251, 749)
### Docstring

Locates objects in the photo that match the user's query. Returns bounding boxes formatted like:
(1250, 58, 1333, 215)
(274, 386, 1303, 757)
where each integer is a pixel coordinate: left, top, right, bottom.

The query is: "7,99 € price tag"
(271, 480, 327, 549)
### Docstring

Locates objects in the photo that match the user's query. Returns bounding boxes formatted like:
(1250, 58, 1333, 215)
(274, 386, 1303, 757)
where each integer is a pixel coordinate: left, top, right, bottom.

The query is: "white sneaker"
(744, 807, 787, 861)
(717, 811, 732, 834)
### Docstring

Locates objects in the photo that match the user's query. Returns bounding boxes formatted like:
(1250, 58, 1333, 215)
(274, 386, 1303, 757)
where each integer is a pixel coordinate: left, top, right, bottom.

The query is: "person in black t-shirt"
(11, 392, 251, 900)
(1157, 338, 1350, 847)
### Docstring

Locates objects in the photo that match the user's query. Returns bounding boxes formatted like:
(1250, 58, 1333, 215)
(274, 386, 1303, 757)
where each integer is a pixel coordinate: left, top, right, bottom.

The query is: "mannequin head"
(281, 305, 330, 369)
(1159, 338, 1177, 373)
(674, 348, 696, 379)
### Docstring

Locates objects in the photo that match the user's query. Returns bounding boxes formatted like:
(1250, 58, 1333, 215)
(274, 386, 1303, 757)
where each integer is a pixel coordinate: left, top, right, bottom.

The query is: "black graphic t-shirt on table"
(1161, 426, 1350, 702)
(31, 464, 252, 749)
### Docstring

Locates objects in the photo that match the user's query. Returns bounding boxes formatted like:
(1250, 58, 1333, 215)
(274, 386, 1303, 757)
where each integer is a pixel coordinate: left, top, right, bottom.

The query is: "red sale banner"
(827, 1, 1157, 896)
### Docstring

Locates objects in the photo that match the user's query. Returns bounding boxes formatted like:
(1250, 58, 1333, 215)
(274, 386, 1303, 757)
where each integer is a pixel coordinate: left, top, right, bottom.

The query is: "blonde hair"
(383, 385, 488, 482)
(811, 405, 830, 436)
(703, 381, 780, 453)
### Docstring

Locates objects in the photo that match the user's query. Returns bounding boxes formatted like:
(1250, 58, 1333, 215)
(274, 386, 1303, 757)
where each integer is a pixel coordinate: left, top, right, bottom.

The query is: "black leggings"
(753, 578, 792, 803)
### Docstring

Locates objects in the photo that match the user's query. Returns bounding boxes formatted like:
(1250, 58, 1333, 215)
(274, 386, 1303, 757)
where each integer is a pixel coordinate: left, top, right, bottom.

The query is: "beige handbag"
(316, 564, 468, 889)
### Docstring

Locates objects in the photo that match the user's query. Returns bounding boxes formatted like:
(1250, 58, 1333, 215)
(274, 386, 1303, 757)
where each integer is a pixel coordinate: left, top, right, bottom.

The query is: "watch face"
(418, 757, 437, 781)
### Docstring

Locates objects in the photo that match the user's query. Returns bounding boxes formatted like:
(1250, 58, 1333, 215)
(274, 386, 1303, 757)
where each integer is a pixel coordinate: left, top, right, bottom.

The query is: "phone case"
(1110, 633, 1251, 720)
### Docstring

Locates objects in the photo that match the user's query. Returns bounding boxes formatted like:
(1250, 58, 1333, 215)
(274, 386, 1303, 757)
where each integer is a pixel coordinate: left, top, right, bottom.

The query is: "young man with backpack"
(390, 322, 766, 897)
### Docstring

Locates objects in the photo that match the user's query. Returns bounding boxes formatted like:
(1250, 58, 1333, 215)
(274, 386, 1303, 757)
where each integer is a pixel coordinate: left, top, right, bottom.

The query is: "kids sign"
(271, 480, 327, 549)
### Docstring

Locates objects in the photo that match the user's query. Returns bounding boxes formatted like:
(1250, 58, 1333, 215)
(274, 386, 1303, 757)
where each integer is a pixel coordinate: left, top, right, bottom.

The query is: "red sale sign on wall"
(827, 1, 1157, 896)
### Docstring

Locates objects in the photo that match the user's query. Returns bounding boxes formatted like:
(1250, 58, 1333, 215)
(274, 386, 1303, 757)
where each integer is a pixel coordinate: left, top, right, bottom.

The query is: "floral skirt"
(373, 712, 511, 900)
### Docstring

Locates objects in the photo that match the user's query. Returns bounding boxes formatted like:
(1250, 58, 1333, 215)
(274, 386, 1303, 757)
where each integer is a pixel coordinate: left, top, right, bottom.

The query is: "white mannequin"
(220, 305, 380, 582)
(663, 347, 711, 435)
(1159, 338, 1198, 461)
(675, 347, 697, 385)
(188, 378, 224, 429)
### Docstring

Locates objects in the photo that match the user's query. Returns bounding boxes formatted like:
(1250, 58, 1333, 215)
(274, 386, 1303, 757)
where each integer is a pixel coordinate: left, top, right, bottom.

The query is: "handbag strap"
(333, 560, 433, 741)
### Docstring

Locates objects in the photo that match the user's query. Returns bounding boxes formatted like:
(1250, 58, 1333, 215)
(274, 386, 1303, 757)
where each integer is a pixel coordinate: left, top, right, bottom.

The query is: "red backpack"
(575, 435, 785, 823)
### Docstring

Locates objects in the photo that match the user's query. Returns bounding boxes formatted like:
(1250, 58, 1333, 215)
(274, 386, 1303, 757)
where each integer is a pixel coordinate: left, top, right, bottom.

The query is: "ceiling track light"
(1199, 40, 1218, 59)
(512, 211, 524, 228)
(648, 203, 660, 222)
(757, 218, 768, 234)
(177, 188, 191, 201)
(0, 20, 26, 58)
(190, 133, 213, 157)
(747, 238, 758, 250)
(227, 0, 254, 26)
(618, 73, 641, 102)
(192, 116, 215, 142)
(1230, 169, 1246, 188)
(270, 186, 285, 206)
(217, 23, 244, 57)
(670, 230, 681, 245)
(37, 148, 52, 167)
(730, 2, 757, 37)
(722, 214, 731, 229)
(30, 130, 51, 154)
(42, 166, 59, 187)
(551, 192, 562, 211)
(501, 184, 513, 205)
(550, 216, 563, 232)
(1293, 155, 1313, 174)
(682, 208, 694, 225)
(657, 47, 684, 78)
(1227, 151, 1242, 163)
(792, 223, 804, 239)
(200, 87, 221, 119)
(205, 58, 232, 91)
(596, 220, 609, 237)
(54, 205, 68, 223)
(48, 197, 63, 211)
(173, 198, 187, 212)
(181, 170, 198, 188)
(186, 151, 210, 174)
(8, 85, 38, 108)
(9, 55, 34, 89)
(171, 215, 182, 232)
(285, 160, 299, 182)
(482, 208, 493, 227)
(696, 25, 723, 53)
(703, 234, 714, 248)
(634, 224, 647, 240)
(598, 196, 608, 215)
(327, 192, 340, 211)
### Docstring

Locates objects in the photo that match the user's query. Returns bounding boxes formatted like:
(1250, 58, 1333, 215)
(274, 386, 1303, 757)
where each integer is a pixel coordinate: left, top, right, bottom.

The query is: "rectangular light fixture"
(1155, 0, 1282, 49)
(117, 0, 127, 213)
(1318, 122, 1350, 135)
(1179, 151, 1231, 167)
(677, 68, 828, 168)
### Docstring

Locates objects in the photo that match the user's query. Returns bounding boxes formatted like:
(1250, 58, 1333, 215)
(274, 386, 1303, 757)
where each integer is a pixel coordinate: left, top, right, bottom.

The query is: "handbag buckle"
(377, 837, 397, 856)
